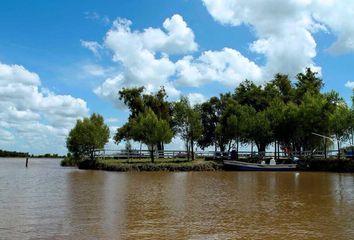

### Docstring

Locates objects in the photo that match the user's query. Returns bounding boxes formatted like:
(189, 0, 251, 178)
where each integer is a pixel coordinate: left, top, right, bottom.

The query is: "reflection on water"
(0, 158, 353, 239)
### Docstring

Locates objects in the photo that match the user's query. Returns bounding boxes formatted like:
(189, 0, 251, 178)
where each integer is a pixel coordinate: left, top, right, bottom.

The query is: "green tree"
(246, 110, 273, 153)
(329, 103, 352, 159)
(66, 113, 110, 161)
(116, 87, 172, 151)
(173, 97, 203, 160)
(295, 68, 323, 102)
(130, 109, 173, 162)
(197, 97, 219, 150)
(234, 80, 268, 112)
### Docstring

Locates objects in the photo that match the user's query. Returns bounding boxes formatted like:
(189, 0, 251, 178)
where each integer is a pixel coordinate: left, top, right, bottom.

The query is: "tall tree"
(173, 97, 203, 160)
(197, 97, 220, 150)
(116, 87, 173, 151)
(329, 103, 352, 159)
(129, 109, 173, 162)
(67, 113, 110, 161)
(234, 80, 268, 112)
(295, 68, 323, 102)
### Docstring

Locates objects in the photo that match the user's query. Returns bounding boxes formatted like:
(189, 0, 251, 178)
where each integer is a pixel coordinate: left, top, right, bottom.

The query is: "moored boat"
(223, 160, 298, 171)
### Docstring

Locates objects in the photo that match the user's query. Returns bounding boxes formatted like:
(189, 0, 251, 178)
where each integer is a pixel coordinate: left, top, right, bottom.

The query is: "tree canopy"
(129, 108, 173, 162)
(66, 113, 110, 161)
(107, 68, 354, 159)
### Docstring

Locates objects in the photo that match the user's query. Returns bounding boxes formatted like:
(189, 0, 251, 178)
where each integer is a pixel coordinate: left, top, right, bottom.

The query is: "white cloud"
(81, 40, 103, 58)
(90, 6, 354, 109)
(176, 48, 263, 87)
(82, 64, 107, 77)
(345, 81, 354, 89)
(202, 0, 323, 78)
(311, 1, 354, 54)
(93, 14, 260, 107)
(84, 11, 110, 25)
(0, 62, 89, 153)
(106, 117, 119, 123)
(94, 15, 198, 105)
(187, 93, 207, 106)
(0, 128, 15, 144)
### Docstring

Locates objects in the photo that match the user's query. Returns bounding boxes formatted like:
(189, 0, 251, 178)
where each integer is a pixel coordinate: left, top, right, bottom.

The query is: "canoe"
(223, 160, 298, 171)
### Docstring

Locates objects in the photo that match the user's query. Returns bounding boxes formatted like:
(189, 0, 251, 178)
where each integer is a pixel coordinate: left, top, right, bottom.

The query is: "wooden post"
(25, 157, 29, 168)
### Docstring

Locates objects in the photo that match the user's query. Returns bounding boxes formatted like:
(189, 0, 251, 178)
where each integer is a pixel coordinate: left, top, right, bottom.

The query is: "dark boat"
(223, 160, 298, 171)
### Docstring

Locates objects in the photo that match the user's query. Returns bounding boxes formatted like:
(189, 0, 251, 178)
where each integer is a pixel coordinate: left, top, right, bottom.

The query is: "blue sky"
(0, 0, 354, 154)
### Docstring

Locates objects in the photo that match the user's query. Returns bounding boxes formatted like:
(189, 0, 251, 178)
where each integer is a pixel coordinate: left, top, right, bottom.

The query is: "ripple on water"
(0, 158, 353, 239)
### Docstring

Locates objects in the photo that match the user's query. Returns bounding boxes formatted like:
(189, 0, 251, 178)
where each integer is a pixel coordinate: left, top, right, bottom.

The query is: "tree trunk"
(277, 141, 280, 160)
(324, 138, 327, 159)
(187, 140, 190, 161)
(191, 139, 194, 161)
(150, 146, 155, 163)
(214, 144, 217, 160)
(251, 142, 253, 157)
(220, 144, 226, 153)
(227, 141, 232, 154)
(337, 137, 340, 160)
(236, 139, 239, 160)
(157, 142, 164, 158)
(90, 149, 95, 161)
(258, 143, 266, 156)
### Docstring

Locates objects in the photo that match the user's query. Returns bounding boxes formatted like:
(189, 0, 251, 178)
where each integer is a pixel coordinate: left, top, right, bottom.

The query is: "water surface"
(0, 158, 353, 239)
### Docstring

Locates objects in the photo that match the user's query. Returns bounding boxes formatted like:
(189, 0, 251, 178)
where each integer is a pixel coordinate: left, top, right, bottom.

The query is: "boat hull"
(223, 160, 298, 171)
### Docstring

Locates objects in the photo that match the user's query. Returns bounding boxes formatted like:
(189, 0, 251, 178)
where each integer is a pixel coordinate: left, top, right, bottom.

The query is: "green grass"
(78, 158, 221, 172)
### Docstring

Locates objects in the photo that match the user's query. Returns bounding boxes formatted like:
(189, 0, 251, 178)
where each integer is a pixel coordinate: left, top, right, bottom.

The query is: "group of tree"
(66, 68, 354, 162)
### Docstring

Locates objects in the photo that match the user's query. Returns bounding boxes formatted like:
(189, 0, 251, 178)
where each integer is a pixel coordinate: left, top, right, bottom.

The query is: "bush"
(60, 156, 78, 167)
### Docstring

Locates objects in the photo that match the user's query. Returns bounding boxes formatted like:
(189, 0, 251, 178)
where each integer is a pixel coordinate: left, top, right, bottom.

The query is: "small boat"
(223, 159, 297, 171)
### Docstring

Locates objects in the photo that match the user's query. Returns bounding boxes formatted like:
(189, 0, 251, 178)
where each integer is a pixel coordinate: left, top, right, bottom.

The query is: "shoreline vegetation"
(61, 156, 354, 172)
(61, 157, 222, 171)
(63, 68, 354, 173)
(0, 149, 64, 158)
(79, 158, 222, 172)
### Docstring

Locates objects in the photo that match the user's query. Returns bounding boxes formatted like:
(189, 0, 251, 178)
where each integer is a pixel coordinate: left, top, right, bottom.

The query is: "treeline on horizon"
(0, 149, 64, 158)
(67, 68, 354, 162)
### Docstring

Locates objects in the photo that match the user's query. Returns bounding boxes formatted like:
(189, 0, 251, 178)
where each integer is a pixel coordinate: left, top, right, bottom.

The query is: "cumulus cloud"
(94, 14, 199, 105)
(187, 93, 207, 106)
(202, 0, 324, 78)
(176, 48, 263, 87)
(311, 1, 354, 54)
(90, 5, 354, 109)
(202, 0, 354, 76)
(0, 62, 89, 153)
(345, 81, 354, 89)
(93, 14, 262, 107)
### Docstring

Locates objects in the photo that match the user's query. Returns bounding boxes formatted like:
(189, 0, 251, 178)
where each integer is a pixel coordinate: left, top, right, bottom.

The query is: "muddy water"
(0, 158, 353, 239)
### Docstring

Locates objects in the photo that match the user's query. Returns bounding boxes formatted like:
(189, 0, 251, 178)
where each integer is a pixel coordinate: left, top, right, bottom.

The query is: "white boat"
(223, 159, 297, 171)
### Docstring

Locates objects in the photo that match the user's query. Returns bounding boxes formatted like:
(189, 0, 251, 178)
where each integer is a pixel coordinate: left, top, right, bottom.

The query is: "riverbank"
(76, 158, 222, 172)
(61, 157, 354, 172)
(298, 158, 354, 172)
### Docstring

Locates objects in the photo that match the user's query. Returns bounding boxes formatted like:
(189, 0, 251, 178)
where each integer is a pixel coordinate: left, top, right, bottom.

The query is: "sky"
(0, 0, 354, 154)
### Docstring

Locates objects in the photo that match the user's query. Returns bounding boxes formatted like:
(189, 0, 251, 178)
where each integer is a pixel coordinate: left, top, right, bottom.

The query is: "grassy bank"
(62, 156, 354, 172)
(78, 158, 222, 172)
(60, 157, 77, 167)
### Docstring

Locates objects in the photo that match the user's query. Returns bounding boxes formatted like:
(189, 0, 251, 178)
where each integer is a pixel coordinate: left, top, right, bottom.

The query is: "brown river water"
(0, 158, 353, 239)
